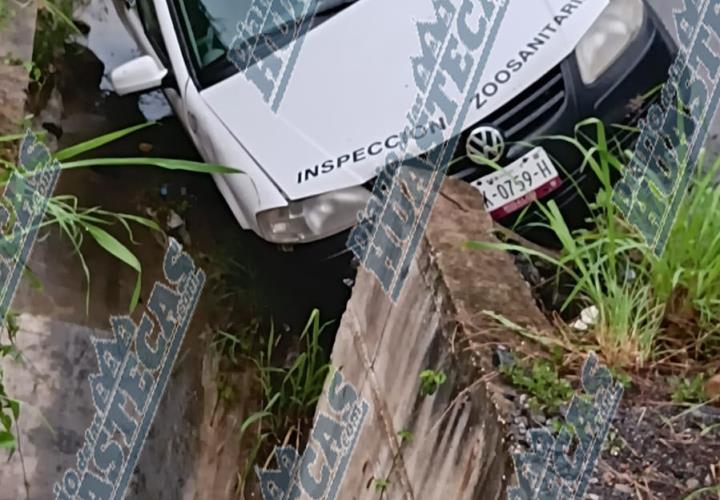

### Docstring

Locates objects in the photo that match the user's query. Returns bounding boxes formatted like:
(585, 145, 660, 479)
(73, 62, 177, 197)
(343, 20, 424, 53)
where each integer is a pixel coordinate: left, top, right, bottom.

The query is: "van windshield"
(174, 0, 357, 84)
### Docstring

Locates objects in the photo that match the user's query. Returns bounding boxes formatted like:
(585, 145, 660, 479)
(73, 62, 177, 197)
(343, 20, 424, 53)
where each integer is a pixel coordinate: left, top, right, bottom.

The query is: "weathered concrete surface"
(0, 0, 36, 136)
(0, 224, 213, 500)
(0, 309, 204, 500)
(312, 179, 552, 499)
(0, 315, 98, 500)
(188, 349, 261, 500)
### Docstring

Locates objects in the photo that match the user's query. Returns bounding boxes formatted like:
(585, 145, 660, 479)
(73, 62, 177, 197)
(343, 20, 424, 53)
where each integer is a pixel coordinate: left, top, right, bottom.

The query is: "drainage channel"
(0, 0, 354, 497)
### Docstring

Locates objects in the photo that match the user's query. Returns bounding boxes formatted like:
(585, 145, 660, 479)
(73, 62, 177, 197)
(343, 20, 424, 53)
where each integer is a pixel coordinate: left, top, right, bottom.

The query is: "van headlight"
(575, 0, 645, 85)
(257, 186, 371, 244)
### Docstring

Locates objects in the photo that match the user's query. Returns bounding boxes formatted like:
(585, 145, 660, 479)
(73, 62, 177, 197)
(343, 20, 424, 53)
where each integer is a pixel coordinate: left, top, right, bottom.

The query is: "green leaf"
(0, 413, 11, 432)
(9, 399, 19, 419)
(0, 133, 28, 143)
(115, 213, 161, 232)
(84, 224, 142, 312)
(61, 157, 242, 174)
(0, 431, 16, 449)
(55, 122, 156, 161)
(22, 265, 44, 291)
(42, 0, 82, 35)
(239, 411, 272, 437)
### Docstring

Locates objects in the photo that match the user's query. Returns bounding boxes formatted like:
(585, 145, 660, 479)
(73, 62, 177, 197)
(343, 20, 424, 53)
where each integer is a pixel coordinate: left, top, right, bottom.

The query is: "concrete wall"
(0, 0, 37, 137)
(313, 179, 552, 499)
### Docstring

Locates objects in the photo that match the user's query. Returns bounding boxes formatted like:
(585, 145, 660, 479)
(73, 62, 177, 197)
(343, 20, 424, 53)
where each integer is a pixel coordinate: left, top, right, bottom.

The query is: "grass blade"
(61, 157, 242, 174)
(84, 224, 142, 312)
(54, 122, 156, 161)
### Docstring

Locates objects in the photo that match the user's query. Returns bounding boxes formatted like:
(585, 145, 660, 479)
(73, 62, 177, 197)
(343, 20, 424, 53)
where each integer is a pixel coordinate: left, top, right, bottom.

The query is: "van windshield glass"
(175, 0, 357, 75)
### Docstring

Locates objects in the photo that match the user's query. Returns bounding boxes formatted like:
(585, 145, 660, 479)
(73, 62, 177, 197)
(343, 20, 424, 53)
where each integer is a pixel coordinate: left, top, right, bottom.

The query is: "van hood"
(202, 0, 609, 201)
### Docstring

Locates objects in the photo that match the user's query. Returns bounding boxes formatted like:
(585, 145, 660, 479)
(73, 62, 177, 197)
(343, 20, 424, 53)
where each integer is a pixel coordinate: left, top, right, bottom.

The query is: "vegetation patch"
(499, 357, 573, 414)
(470, 112, 720, 375)
(467, 93, 720, 498)
(207, 304, 334, 497)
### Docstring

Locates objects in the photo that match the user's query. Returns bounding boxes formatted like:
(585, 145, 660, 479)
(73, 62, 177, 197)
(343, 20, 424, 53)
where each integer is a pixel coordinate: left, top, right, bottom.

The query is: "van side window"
(137, 0, 170, 65)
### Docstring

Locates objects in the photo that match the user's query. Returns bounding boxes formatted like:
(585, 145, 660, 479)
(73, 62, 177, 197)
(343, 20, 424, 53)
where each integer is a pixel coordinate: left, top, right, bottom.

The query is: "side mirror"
(110, 55, 168, 96)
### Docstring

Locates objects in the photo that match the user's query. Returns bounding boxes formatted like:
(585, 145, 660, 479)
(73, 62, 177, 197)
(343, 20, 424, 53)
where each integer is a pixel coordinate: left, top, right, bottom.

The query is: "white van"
(110, 0, 677, 246)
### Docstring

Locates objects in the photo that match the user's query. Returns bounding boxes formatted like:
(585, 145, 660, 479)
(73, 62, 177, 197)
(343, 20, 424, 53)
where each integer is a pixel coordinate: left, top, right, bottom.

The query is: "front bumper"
(448, 2, 677, 240)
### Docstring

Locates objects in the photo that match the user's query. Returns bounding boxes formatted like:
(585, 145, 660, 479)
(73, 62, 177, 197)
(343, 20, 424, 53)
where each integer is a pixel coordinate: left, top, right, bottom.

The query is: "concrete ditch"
(309, 179, 553, 499)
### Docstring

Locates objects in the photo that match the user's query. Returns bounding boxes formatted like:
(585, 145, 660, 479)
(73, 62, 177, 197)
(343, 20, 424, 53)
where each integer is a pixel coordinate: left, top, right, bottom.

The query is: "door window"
(137, 0, 170, 65)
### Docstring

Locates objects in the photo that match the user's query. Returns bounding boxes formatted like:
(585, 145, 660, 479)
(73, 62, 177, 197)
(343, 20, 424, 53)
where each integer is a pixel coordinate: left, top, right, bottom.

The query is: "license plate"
(471, 147, 561, 219)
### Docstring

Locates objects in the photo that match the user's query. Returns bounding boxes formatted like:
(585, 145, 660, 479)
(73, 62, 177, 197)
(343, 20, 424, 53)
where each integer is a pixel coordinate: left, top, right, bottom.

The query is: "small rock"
(530, 412, 546, 425)
(622, 267, 637, 282)
(580, 305, 599, 324)
(513, 253, 541, 286)
(492, 345, 515, 369)
(569, 319, 589, 331)
(518, 394, 528, 407)
(177, 226, 192, 247)
(613, 483, 633, 494)
(686, 478, 701, 491)
(167, 210, 184, 230)
(705, 374, 720, 400)
(570, 305, 599, 330)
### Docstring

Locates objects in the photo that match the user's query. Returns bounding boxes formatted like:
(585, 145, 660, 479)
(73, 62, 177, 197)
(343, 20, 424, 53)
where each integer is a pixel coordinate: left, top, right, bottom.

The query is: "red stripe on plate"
(489, 177, 562, 219)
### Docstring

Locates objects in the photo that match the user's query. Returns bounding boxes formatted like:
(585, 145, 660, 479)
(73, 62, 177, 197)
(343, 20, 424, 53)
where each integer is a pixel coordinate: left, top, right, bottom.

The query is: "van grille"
(447, 64, 567, 180)
(480, 64, 566, 158)
(363, 64, 567, 189)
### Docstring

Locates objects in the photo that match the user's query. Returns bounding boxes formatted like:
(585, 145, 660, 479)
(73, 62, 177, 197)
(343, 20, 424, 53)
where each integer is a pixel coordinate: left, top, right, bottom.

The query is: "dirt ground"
(590, 394, 720, 499)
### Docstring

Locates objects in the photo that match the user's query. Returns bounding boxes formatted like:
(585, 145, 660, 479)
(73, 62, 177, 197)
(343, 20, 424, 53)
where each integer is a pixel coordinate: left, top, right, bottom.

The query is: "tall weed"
(233, 309, 332, 492)
(5, 123, 240, 311)
(469, 115, 719, 369)
(650, 152, 720, 356)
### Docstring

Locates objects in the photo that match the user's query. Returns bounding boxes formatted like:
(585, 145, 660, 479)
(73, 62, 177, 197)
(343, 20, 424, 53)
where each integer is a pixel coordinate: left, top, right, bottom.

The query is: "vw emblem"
(466, 126, 505, 164)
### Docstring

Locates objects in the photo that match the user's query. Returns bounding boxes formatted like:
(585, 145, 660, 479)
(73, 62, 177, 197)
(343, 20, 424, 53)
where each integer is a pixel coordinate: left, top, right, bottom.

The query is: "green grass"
(239, 309, 332, 442)
(500, 358, 573, 413)
(231, 309, 333, 493)
(418, 369, 447, 397)
(649, 150, 720, 356)
(31, 0, 82, 99)
(670, 373, 708, 404)
(0, 312, 20, 452)
(467, 113, 720, 370)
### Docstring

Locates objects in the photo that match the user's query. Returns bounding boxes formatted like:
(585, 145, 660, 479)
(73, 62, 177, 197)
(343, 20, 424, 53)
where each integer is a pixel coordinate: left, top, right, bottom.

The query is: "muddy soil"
(589, 394, 720, 499)
(502, 256, 720, 499)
